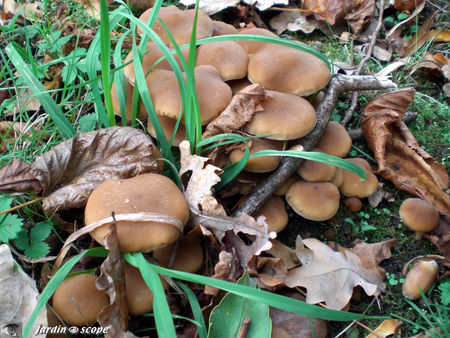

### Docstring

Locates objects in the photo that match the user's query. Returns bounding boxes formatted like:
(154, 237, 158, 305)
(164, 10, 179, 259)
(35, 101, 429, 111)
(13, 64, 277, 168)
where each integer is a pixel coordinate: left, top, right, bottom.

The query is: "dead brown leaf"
(351, 239, 397, 279)
(366, 319, 402, 338)
(285, 237, 385, 310)
(424, 215, 450, 262)
(417, 53, 450, 77)
(429, 29, 450, 42)
(270, 291, 328, 338)
(96, 221, 129, 337)
(202, 83, 265, 145)
(401, 11, 438, 57)
(345, 0, 375, 35)
(247, 256, 287, 288)
(361, 88, 450, 214)
(204, 250, 239, 296)
(0, 122, 31, 152)
(266, 239, 300, 270)
(303, 0, 362, 26)
(0, 127, 163, 214)
(0, 158, 41, 192)
(393, 0, 424, 13)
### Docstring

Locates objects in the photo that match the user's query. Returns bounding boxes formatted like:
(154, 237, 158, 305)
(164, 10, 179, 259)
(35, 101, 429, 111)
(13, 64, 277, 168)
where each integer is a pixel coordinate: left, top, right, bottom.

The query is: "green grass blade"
(128, 253, 177, 338)
(215, 145, 250, 191)
(178, 282, 207, 338)
(99, 0, 115, 126)
(5, 44, 75, 139)
(124, 255, 385, 322)
(23, 247, 108, 337)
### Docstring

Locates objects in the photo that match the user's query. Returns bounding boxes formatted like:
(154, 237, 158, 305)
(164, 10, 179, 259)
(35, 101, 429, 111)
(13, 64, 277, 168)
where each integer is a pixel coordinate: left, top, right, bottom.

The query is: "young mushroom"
(339, 158, 378, 198)
(297, 149, 336, 182)
(402, 260, 438, 300)
(399, 198, 439, 239)
(254, 195, 289, 233)
(315, 121, 352, 158)
(85, 173, 189, 253)
(52, 274, 109, 326)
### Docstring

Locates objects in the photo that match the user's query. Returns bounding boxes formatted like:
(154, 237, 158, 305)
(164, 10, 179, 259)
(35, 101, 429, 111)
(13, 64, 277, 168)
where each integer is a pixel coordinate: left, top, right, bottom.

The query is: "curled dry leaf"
(366, 319, 402, 338)
(202, 83, 265, 140)
(401, 11, 437, 57)
(0, 244, 47, 337)
(345, 0, 375, 35)
(285, 237, 385, 310)
(266, 239, 300, 270)
(96, 222, 129, 338)
(270, 291, 328, 338)
(31, 127, 162, 214)
(247, 256, 287, 289)
(179, 141, 276, 267)
(303, 0, 363, 26)
(351, 239, 397, 279)
(424, 215, 450, 263)
(204, 250, 239, 296)
(269, 11, 326, 34)
(361, 88, 450, 214)
(417, 53, 450, 78)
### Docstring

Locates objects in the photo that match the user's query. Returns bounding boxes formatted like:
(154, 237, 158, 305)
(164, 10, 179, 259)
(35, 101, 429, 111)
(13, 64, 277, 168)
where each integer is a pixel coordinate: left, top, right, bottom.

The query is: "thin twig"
(341, 0, 386, 127)
(0, 197, 41, 216)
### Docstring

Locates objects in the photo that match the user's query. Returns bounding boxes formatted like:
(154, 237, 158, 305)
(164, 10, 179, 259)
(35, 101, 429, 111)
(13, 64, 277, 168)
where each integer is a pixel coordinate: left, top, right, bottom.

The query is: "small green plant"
(13, 220, 53, 259)
(0, 195, 23, 243)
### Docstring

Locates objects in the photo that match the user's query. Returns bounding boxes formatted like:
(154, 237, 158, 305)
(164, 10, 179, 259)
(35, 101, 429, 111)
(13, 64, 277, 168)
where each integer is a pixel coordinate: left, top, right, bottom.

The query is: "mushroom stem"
(234, 74, 397, 216)
(414, 230, 425, 240)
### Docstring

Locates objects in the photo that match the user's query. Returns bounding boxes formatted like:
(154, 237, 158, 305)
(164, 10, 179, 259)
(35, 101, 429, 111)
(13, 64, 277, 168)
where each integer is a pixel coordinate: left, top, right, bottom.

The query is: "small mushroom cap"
(244, 90, 316, 140)
(124, 262, 168, 316)
(330, 167, 344, 188)
(286, 180, 340, 221)
(146, 69, 182, 120)
(196, 41, 249, 80)
(399, 198, 439, 233)
(237, 27, 278, 54)
(212, 20, 238, 36)
(229, 137, 283, 173)
(255, 195, 288, 233)
(153, 233, 204, 274)
(402, 260, 438, 300)
(315, 121, 352, 158)
(138, 6, 213, 46)
(297, 149, 336, 182)
(248, 44, 331, 95)
(86, 173, 189, 252)
(339, 158, 378, 198)
(111, 81, 146, 121)
(344, 197, 363, 212)
(123, 42, 190, 85)
(147, 115, 186, 147)
(53, 274, 109, 326)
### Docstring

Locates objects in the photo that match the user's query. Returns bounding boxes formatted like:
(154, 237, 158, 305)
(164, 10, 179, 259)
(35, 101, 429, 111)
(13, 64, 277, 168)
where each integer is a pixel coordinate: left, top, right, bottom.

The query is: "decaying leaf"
(247, 256, 287, 288)
(270, 291, 328, 338)
(204, 250, 239, 296)
(0, 244, 47, 337)
(361, 88, 450, 214)
(96, 221, 130, 338)
(417, 53, 449, 77)
(303, 0, 362, 26)
(401, 11, 437, 57)
(285, 237, 385, 310)
(179, 141, 276, 267)
(0, 121, 33, 152)
(31, 127, 162, 214)
(366, 319, 402, 338)
(269, 11, 326, 34)
(429, 29, 450, 42)
(424, 215, 450, 261)
(345, 0, 375, 34)
(351, 239, 397, 279)
(202, 84, 265, 140)
(266, 239, 300, 270)
(393, 0, 424, 13)
(0, 158, 41, 192)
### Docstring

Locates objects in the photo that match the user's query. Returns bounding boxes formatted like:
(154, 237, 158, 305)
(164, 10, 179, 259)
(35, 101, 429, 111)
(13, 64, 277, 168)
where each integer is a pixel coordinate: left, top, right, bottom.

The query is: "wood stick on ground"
(341, 0, 386, 126)
(234, 74, 396, 217)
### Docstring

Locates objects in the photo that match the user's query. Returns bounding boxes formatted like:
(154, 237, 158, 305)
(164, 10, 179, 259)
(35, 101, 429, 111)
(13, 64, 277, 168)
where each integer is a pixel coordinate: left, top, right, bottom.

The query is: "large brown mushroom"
(399, 198, 439, 239)
(85, 173, 189, 253)
(52, 274, 109, 326)
(315, 121, 352, 158)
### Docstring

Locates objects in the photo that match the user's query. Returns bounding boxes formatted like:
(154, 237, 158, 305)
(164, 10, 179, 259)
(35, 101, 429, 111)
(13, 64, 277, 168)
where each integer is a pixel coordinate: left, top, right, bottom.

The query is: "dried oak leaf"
(361, 88, 450, 214)
(96, 222, 135, 338)
(285, 237, 385, 310)
(401, 11, 437, 57)
(346, 0, 375, 35)
(179, 140, 276, 266)
(32, 127, 162, 214)
(266, 239, 300, 270)
(204, 250, 239, 296)
(270, 291, 328, 338)
(0, 158, 41, 192)
(247, 256, 287, 289)
(351, 239, 397, 279)
(303, 0, 362, 26)
(366, 319, 402, 338)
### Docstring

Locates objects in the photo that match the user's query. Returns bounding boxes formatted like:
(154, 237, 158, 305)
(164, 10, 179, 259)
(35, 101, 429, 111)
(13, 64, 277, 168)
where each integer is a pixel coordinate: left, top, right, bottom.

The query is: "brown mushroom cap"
(244, 90, 316, 140)
(196, 41, 249, 80)
(146, 69, 182, 120)
(85, 173, 189, 252)
(53, 274, 109, 326)
(330, 167, 344, 188)
(344, 197, 363, 212)
(237, 27, 278, 54)
(229, 137, 283, 173)
(255, 195, 288, 233)
(399, 198, 439, 234)
(153, 232, 204, 274)
(111, 81, 146, 121)
(212, 20, 238, 36)
(402, 260, 438, 300)
(124, 262, 169, 316)
(275, 175, 299, 196)
(297, 149, 336, 182)
(315, 121, 352, 158)
(248, 44, 331, 96)
(286, 180, 340, 221)
(138, 6, 213, 46)
(339, 158, 378, 198)
(147, 115, 186, 147)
